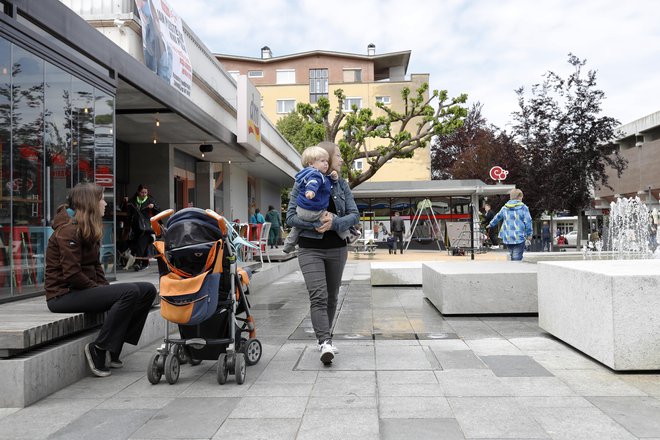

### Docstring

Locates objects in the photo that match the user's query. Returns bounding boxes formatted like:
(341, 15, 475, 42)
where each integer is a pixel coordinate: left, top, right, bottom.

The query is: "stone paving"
(2, 258, 660, 439)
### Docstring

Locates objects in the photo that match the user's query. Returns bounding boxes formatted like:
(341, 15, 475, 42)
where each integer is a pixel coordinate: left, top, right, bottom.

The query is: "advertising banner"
(236, 75, 262, 155)
(135, 0, 192, 98)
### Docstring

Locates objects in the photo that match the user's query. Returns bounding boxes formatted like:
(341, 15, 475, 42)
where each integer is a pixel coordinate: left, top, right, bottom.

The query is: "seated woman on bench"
(45, 183, 157, 377)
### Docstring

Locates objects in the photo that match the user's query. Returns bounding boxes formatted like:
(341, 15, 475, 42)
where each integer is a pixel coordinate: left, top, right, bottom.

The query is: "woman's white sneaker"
(319, 341, 334, 365)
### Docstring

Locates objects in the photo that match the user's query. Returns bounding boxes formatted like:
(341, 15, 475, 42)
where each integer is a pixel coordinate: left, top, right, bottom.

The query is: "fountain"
(584, 196, 657, 259)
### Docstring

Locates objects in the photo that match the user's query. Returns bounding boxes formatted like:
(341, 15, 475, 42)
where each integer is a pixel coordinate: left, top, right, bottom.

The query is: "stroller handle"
(205, 209, 228, 236)
(150, 209, 175, 237)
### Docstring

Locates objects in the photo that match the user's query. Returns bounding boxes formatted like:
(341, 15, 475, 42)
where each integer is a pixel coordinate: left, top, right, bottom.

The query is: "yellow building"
(216, 45, 431, 182)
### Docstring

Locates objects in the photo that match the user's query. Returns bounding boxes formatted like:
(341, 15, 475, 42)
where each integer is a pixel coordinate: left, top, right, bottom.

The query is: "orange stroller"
(146, 208, 261, 385)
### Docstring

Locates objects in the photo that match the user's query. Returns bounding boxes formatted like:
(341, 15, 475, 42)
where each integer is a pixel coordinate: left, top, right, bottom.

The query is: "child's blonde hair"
(301, 146, 329, 167)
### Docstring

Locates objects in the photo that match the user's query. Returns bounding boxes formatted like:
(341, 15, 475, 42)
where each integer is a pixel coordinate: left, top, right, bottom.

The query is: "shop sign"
(489, 165, 509, 182)
(236, 75, 262, 155)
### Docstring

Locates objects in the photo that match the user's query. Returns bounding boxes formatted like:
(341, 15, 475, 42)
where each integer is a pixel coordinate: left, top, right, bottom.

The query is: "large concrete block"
(538, 260, 660, 371)
(422, 262, 538, 315)
(370, 262, 425, 286)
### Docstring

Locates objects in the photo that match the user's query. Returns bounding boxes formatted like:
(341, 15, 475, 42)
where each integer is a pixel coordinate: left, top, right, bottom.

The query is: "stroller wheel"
(164, 354, 180, 385)
(147, 353, 162, 385)
(234, 353, 246, 385)
(171, 345, 188, 365)
(217, 353, 228, 385)
(243, 338, 262, 366)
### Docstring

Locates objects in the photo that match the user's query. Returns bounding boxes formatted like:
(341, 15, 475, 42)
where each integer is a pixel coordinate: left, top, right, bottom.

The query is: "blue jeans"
(507, 242, 525, 261)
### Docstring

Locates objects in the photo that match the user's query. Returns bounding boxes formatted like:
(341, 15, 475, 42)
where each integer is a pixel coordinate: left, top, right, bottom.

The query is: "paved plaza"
(1, 254, 660, 439)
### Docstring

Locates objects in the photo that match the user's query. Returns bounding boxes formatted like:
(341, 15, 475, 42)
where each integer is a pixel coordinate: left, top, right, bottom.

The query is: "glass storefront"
(355, 196, 471, 244)
(0, 36, 115, 301)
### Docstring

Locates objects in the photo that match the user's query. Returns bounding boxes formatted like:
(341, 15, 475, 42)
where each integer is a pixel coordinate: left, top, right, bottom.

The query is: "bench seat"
(0, 298, 105, 358)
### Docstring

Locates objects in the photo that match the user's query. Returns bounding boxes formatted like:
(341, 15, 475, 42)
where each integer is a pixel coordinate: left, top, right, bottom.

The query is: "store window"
(0, 36, 115, 301)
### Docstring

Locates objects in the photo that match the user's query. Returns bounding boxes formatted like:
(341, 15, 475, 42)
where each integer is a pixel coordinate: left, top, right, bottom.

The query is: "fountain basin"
(538, 260, 660, 371)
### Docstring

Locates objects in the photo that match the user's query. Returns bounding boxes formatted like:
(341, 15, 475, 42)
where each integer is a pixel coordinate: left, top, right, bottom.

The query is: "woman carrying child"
(286, 142, 359, 365)
(283, 146, 359, 253)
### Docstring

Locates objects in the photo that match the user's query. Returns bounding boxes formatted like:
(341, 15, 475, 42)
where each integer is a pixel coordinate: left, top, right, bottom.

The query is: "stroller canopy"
(165, 208, 224, 250)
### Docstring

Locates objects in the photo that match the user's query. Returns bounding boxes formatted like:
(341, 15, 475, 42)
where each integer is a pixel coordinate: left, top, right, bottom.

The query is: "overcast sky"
(176, 0, 659, 129)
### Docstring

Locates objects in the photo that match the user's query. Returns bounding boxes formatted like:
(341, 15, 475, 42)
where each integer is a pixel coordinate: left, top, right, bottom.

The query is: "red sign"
(489, 166, 509, 181)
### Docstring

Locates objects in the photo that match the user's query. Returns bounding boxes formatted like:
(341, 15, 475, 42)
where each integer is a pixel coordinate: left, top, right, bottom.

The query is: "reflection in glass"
(95, 91, 115, 276)
(0, 38, 115, 299)
(11, 46, 45, 296)
(71, 77, 94, 185)
(45, 63, 71, 222)
(0, 38, 11, 299)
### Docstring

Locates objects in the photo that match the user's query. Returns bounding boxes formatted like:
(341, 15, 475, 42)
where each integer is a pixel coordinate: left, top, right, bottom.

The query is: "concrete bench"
(370, 262, 424, 286)
(0, 298, 106, 358)
(538, 260, 660, 371)
(422, 262, 538, 315)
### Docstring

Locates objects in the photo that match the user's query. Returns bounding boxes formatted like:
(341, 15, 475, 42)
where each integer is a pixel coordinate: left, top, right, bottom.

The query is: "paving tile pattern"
(1, 262, 659, 439)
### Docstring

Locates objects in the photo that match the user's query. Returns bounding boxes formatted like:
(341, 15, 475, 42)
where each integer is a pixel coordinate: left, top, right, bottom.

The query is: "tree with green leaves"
(276, 84, 468, 188)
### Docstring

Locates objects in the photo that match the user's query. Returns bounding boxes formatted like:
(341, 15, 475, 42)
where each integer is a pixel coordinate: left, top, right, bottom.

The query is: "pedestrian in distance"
(482, 203, 498, 248)
(45, 183, 157, 377)
(249, 208, 265, 224)
(541, 221, 552, 252)
(487, 188, 533, 261)
(286, 141, 359, 365)
(125, 184, 160, 271)
(391, 211, 406, 254)
(265, 205, 282, 249)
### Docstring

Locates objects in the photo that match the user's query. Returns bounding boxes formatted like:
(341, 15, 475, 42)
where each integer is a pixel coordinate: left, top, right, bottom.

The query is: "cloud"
(176, 0, 660, 128)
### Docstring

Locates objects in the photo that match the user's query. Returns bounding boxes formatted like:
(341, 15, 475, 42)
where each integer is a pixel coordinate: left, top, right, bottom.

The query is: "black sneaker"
(109, 351, 123, 369)
(85, 343, 111, 377)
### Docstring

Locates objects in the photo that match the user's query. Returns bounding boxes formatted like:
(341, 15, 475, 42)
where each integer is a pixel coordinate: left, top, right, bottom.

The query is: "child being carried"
(283, 146, 360, 253)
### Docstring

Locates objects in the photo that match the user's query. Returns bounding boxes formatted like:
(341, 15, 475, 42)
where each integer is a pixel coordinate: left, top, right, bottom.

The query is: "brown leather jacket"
(45, 207, 108, 300)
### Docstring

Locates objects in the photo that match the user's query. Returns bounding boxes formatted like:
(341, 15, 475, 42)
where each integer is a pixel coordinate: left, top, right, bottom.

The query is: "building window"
(227, 70, 240, 80)
(353, 160, 363, 171)
(343, 97, 362, 112)
(247, 70, 263, 78)
(309, 68, 328, 103)
(376, 96, 391, 105)
(343, 68, 362, 83)
(276, 99, 296, 114)
(276, 69, 296, 84)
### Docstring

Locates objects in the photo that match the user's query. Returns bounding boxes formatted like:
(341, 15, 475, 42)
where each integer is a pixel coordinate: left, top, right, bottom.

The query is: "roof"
(215, 49, 411, 80)
(351, 180, 516, 198)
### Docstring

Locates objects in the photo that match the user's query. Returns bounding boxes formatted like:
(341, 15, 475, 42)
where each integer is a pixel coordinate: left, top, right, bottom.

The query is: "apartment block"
(216, 45, 432, 182)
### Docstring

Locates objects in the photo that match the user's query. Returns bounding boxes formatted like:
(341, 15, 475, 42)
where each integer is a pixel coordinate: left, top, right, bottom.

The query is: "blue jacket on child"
(488, 199, 532, 245)
(295, 166, 331, 211)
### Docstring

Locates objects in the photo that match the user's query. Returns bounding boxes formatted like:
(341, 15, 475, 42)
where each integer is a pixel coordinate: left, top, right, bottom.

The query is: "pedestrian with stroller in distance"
(45, 183, 157, 377)
(488, 188, 533, 261)
(286, 141, 359, 365)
